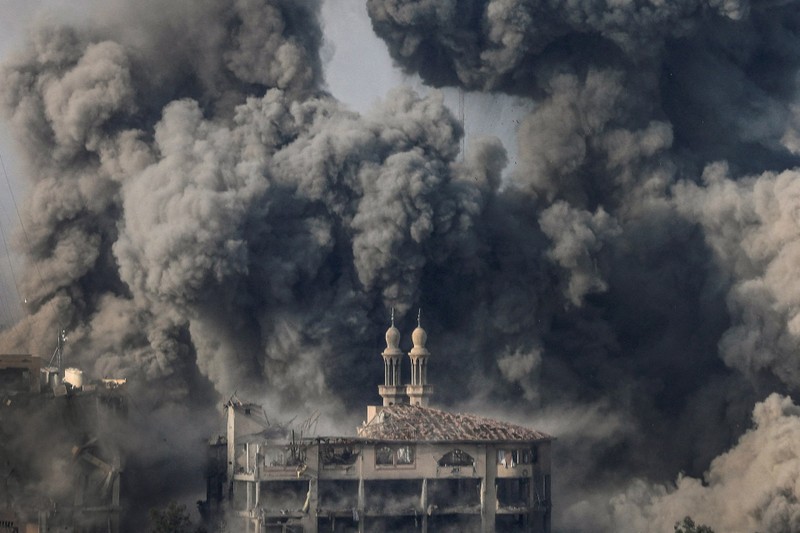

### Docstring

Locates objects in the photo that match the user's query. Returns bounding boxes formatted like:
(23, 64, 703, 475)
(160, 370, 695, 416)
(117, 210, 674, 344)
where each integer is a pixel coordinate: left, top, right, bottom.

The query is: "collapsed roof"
(357, 404, 552, 443)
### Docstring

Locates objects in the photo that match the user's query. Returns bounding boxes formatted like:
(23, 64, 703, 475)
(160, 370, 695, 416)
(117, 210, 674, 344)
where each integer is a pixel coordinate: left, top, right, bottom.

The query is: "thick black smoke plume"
(3, 0, 800, 530)
(366, 0, 800, 530)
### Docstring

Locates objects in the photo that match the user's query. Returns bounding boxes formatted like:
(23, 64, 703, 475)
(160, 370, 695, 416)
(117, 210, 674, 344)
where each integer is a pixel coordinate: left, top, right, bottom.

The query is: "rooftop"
(357, 404, 552, 443)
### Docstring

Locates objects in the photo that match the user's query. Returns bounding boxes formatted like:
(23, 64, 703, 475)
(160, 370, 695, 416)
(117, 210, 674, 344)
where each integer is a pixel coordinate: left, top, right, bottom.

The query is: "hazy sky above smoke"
(3, 1, 800, 532)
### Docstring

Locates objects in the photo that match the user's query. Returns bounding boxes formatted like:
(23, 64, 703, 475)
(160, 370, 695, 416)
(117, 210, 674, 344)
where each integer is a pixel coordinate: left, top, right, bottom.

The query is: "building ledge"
(496, 506, 535, 515)
(78, 506, 122, 513)
(429, 505, 481, 515)
(362, 508, 420, 516)
(233, 472, 256, 482)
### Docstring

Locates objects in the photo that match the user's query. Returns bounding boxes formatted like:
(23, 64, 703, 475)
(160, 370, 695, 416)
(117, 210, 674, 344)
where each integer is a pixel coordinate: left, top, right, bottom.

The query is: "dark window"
(497, 478, 531, 508)
(499, 448, 537, 467)
(544, 475, 550, 501)
(438, 449, 475, 467)
(264, 444, 306, 467)
(515, 447, 537, 464)
(375, 444, 415, 466)
(396, 445, 414, 465)
(498, 449, 514, 467)
(376, 445, 393, 465)
(321, 443, 358, 466)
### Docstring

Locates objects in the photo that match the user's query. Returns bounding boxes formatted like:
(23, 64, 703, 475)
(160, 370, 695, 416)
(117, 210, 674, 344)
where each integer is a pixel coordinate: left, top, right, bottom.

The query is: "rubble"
(357, 404, 552, 442)
(0, 353, 126, 533)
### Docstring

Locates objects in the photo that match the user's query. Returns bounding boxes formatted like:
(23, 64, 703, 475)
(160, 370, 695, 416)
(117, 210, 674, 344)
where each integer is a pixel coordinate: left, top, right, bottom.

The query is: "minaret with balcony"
(378, 309, 407, 407)
(406, 310, 433, 406)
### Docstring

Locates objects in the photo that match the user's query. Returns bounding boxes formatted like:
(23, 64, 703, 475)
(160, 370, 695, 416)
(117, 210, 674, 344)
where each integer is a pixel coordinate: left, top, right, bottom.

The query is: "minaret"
(378, 309, 407, 406)
(406, 309, 433, 406)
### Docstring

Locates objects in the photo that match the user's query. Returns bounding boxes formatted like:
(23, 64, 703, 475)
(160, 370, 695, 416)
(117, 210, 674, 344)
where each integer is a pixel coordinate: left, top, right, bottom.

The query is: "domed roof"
(409, 310, 430, 357)
(386, 325, 401, 348)
(382, 310, 402, 357)
(411, 326, 427, 350)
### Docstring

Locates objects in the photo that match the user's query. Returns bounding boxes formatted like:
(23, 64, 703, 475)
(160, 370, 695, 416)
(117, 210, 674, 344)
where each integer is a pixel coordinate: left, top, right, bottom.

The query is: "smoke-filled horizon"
(2, 0, 800, 531)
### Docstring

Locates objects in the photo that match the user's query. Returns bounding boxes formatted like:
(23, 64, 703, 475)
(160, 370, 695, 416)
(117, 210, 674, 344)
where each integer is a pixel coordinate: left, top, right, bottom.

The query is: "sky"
(4, 1, 800, 532)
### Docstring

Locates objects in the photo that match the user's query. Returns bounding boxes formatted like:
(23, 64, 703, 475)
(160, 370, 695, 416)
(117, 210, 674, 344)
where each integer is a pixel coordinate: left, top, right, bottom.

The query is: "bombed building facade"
(0, 336, 126, 533)
(207, 318, 553, 533)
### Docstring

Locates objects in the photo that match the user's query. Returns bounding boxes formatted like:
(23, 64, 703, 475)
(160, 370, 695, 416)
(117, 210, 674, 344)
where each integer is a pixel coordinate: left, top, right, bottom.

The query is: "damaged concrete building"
(207, 317, 553, 532)
(0, 338, 126, 533)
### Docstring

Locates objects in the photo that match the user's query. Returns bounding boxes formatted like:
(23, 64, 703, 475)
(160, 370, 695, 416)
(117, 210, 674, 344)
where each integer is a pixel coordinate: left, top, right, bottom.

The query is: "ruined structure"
(0, 346, 126, 533)
(208, 317, 553, 532)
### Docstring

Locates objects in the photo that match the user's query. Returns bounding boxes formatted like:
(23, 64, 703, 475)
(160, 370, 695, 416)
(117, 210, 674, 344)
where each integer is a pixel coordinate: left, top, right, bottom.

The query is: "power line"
(0, 153, 24, 324)
(0, 279, 11, 327)
(0, 209, 22, 311)
(0, 149, 44, 289)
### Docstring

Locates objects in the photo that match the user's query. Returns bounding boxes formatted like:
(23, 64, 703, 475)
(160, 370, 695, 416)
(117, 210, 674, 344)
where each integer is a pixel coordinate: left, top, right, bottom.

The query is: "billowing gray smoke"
(0, 0, 509, 525)
(366, 0, 800, 530)
(2, 0, 800, 530)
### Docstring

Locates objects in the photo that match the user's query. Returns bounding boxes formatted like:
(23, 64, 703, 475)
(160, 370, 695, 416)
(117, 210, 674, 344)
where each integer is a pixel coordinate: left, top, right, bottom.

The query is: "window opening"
(375, 444, 415, 466)
(438, 449, 475, 467)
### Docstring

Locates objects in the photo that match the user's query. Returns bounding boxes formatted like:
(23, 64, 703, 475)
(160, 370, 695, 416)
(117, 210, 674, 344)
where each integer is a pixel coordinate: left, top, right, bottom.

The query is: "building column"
(300, 479, 318, 533)
(481, 447, 497, 533)
(358, 450, 366, 533)
(226, 404, 236, 482)
(420, 478, 428, 533)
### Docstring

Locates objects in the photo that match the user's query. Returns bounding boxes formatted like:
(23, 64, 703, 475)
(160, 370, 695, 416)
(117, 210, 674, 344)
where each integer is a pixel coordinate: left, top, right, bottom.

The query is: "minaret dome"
(383, 309, 402, 357)
(409, 310, 429, 357)
(411, 326, 427, 353)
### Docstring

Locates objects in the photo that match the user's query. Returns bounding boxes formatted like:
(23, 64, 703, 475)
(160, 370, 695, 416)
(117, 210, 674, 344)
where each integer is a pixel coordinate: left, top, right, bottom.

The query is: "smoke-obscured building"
(206, 318, 553, 532)
(0, 345, 126, 533)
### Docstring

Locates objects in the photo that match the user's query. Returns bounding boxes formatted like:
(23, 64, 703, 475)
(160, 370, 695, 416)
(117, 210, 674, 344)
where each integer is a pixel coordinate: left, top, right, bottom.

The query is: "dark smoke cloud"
(366, 0, 749, 91)
(366, 0, 800, 530)
(0, 0, 512, 524)
(2, 0, 800, 530)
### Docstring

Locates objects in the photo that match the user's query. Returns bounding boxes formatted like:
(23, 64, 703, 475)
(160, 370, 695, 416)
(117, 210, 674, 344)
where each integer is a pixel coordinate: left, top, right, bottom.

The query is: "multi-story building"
(213, 316, 553, 532)
(0, 351, 125, 533)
